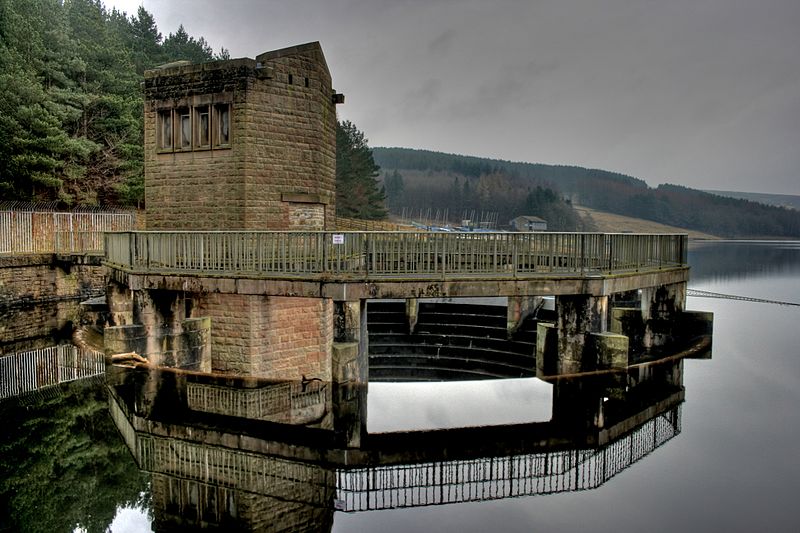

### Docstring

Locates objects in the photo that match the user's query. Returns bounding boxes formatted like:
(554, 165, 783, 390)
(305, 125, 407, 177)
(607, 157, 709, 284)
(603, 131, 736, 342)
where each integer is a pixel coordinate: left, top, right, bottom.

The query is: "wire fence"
(0, 208, 135, 255)
(0, 345, 106, 399)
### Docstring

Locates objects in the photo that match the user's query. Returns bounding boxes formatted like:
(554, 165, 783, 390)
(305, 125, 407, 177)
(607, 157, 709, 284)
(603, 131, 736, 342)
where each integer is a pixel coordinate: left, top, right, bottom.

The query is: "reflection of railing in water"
(137, 434, 335, 507)
(0, 345, 105, 399)
(186, 380, 328, 421)
(105, 231, 687, 278)
(336, 406, 681, 512)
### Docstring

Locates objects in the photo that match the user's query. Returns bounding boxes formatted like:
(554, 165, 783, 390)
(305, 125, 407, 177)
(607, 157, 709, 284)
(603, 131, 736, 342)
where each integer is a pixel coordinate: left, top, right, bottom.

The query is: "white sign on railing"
(332, 234, 345, 245)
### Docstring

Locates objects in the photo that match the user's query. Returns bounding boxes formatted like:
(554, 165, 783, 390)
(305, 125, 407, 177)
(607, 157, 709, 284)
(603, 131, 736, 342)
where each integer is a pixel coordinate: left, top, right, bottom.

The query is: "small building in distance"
(510, 215, 547, 232)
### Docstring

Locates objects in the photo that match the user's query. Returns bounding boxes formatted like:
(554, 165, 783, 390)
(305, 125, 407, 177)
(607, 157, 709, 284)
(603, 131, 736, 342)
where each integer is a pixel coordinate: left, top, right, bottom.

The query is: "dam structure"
(103, 42, 711, 385)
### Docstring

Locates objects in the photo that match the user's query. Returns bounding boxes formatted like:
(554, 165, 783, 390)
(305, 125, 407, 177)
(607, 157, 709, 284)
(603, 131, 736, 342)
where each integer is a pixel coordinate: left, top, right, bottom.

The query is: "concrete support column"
(182, 317, 212, 372)
(507, 295, 544, 336)
(587, 332, 629, 369)
(104, 324, 147, 359)
(406, 298, 419, 334)
(555, 294, 608, 375)
(106, 280, 134, 326)
(332, 299, 368, 383)
(133, 289, 187, 366)
(332, 299, 368, 448)
(640, 282, 687, 350)
(535, 322, 557, 377)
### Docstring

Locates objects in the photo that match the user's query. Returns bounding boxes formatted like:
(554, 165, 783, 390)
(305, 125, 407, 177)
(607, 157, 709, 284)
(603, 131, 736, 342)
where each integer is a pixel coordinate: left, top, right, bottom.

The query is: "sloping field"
(574, 206, 719, 240)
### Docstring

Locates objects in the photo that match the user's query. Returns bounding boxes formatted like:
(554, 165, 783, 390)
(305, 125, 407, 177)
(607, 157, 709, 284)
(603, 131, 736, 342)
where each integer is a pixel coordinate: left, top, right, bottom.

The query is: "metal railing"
(105, 231, 687, 279)
(337, 406, 681, 511)
(0, 345, 106, 399)
(186, 380, 328, 422)
(0, 209, 134, 255)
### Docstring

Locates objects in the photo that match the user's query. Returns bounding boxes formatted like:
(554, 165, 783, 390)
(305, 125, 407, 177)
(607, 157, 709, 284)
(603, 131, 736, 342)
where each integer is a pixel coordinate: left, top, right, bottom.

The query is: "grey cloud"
(112, 0, 800, 194)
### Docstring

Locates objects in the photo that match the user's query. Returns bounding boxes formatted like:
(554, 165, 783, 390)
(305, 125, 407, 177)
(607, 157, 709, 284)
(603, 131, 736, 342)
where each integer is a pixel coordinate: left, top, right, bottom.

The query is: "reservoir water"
(1, 240, 799, 532)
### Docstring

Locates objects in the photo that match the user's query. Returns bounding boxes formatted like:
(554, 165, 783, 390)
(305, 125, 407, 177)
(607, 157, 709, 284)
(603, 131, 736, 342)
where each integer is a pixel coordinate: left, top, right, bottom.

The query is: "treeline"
(374, 147, 648, 190)
(376, 150, 591, 231)
(374, 148, 800, 238)
(0, 0, 225, 207)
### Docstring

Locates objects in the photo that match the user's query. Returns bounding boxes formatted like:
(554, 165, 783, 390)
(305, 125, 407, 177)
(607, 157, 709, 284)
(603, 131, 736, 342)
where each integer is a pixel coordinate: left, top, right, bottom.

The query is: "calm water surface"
(1, 240, 798, 532)
(338, 241, 800, 532)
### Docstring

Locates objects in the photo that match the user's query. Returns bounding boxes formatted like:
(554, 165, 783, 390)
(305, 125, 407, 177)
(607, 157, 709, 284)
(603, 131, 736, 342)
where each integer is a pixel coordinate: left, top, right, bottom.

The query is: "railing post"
(129, 232, 136, 268)
(442, 234, 448, 278)
(580, 234, 585, 275)
(366, 233, 372, 277)
(512, 234, 518, 277)
(681, 234, 688, 266)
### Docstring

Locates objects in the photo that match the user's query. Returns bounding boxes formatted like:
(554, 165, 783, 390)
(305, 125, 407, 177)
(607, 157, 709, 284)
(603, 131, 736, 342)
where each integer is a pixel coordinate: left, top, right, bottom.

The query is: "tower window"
(214, 104, 231, 147)
(176, 108, 191, 150)
(157, 110, 173, 151)
(194, 105, 210, 149)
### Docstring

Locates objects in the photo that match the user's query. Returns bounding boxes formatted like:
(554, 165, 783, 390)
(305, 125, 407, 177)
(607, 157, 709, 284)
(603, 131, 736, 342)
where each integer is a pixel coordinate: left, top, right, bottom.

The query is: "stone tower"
(143, 42, 340, 231)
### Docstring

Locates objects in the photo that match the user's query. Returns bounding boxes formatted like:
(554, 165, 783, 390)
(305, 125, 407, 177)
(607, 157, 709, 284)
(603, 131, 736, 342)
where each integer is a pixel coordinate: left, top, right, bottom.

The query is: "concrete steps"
(367, 301, 540, 381)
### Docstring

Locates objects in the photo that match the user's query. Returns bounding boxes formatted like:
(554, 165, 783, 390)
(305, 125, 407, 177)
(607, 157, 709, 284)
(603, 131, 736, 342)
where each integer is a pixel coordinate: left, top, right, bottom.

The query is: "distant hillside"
(573, 206, 719, 240)
(703, 190, 800, 211)
(373, 147, 800, 238)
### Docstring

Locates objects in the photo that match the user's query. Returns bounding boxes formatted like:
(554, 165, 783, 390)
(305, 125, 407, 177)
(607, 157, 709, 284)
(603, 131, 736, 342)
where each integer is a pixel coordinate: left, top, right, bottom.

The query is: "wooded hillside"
(374, 147, 800, 238)
(0, 0, 224, 207)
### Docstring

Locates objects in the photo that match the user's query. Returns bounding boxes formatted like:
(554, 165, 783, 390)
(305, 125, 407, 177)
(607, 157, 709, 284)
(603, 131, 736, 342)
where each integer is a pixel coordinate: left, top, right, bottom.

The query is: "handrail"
(105, 231, 687, 280)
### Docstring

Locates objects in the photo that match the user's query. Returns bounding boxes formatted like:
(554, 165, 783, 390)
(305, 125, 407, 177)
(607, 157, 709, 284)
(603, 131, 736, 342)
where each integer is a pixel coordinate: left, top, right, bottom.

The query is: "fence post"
(128, 232, 136, 267)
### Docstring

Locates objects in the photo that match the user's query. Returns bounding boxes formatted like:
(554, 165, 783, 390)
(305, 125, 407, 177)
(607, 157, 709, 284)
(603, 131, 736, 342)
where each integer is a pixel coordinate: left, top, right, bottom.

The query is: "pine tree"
(335, 120, 387, 220)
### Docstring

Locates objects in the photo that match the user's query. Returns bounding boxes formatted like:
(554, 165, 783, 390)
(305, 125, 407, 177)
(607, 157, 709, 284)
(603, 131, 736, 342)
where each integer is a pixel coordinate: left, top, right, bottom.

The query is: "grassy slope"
(574, 206, 719, 239)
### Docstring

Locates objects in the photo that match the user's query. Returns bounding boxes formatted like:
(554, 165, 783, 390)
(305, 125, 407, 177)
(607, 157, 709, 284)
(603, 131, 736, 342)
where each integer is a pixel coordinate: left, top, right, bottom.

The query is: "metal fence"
(186, 380, 328, 422)
(105, 231, 687, 279)
(0, 345, 106, 399)
(0, 210, 134, 255)
(336, 406, 681, 511)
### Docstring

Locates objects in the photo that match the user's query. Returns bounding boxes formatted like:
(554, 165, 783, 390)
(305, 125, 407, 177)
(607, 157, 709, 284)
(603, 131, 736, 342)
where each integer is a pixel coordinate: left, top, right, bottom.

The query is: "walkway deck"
(104, 231, 689, 299)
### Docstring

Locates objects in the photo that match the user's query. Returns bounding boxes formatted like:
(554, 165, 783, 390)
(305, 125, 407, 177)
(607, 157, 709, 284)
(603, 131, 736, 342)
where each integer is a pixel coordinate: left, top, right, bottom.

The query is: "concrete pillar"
(134, 290, 191, 366)
(535, 322, 557, 377)
(610, 307, 644, 357)
(332, 299, 368, 447)
(406, 298, 419, 334)
(334, 299, 368, 362)
(507, 295, 544, 336)
(104, 324, 147, 359)
(588, 332, 629, 369)
(555, 294, 608, 374)
(182, 317, 212, 372)
(640, 282, 687, 350)
(106, 281, 134, 326)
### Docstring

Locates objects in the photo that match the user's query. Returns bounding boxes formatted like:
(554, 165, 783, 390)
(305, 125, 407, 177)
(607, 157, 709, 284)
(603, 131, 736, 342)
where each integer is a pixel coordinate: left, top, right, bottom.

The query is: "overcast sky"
(106, 0, 800, 195)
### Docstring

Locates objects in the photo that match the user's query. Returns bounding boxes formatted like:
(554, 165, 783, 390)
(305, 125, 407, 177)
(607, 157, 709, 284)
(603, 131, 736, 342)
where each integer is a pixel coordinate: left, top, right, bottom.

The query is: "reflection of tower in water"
(108, 340, 706, 529)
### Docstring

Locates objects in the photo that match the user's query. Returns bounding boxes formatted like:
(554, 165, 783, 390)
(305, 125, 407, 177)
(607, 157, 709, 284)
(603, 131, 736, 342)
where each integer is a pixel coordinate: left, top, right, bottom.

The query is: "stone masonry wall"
(245, 43, 337, 230)
(0, 255, 104, 308)
(0, 301, 81, 355)
(144, 43, 337, 231)
(0, 255, 105, 353)
(143, 61, 252, 230)
(198, 294, 333, 380)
